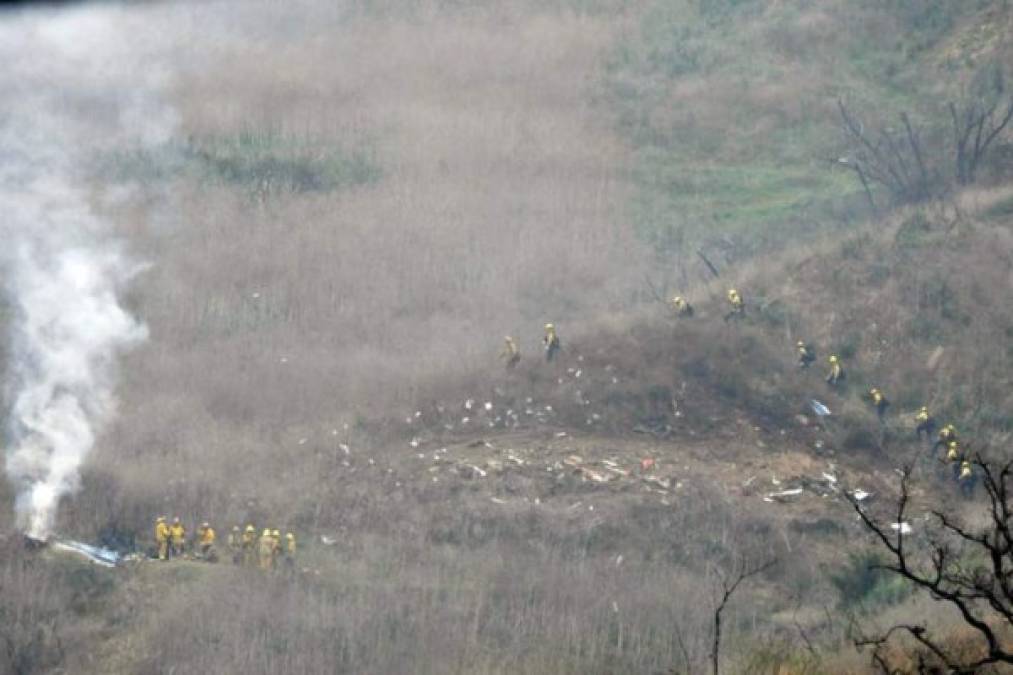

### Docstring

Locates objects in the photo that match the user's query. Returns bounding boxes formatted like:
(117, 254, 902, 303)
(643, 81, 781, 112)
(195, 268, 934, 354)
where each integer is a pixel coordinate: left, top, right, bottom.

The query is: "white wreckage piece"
(809, 400, 831, 417)
(51, 539, 120, 568)
(763, 488, 803, 503)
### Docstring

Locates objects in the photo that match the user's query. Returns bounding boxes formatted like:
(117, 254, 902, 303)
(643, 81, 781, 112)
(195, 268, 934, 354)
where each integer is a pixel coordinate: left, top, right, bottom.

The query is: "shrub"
(829, 550, 912, 609)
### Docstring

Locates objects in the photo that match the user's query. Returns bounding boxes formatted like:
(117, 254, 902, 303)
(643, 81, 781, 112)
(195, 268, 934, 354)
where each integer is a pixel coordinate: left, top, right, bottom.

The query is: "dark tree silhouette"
(844, 456, 1013, 673)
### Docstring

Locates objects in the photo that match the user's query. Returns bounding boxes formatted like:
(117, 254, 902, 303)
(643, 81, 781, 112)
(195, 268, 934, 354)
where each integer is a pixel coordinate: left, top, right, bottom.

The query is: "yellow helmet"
(262, 529, 271, 537)
(157, 516, 166, 523)
(796, 340, 805, 347)
(545, 323, 554, 331)
(245, 524, 255, 532)
(919, 406, 928, 412)
(673, 295, 683, 303)
(948, 440, 958, 449)
(272, 529, 280, 537)
(286, 533, 295, 540)
(870, 388, 880, 396)
(232, 525, 240, 532)
(829, 355, 838, 363)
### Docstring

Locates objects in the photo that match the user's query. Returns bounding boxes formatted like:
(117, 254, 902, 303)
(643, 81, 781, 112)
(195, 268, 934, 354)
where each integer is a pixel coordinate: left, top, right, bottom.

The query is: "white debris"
(810, 400, 831, 417)
(484, 402, 493, 411)
(461, 417, 469, 424)
(468, 465, 488, 478)
(414, 411, 422, 418)
(822, 472, 838, 486)
(320, 535, 338, 546)
(555, 432, 567, 438)
(298, 438, 308, 445)
(890, 522, 912, 535)
(852, 489, 872, 501)
(575, 369, 582, 378)
(465, 399, 474, 410)
(51, 540, 119, 567)
(339, 443, 350, 455)
(764, 488, 803, 503)
(490, 497, 506, 504)
(251, 292, 261, 299)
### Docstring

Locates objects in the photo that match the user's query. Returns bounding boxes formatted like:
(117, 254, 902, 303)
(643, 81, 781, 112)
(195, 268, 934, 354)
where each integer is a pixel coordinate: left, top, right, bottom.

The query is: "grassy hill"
(2, 1, 1013, 673)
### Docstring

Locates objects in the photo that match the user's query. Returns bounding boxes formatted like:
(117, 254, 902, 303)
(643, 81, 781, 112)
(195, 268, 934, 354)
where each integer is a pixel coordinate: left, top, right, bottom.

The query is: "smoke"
(0, 6, 173, 538)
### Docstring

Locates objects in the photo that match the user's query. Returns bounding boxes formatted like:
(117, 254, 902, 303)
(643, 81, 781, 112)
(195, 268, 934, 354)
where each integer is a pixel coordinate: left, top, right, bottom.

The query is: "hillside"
(2, 1, 1013, 674)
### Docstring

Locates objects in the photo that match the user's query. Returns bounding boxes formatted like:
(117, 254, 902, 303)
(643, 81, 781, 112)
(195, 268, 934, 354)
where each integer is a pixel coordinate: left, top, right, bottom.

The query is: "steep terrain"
(2, 1, 1013, 674)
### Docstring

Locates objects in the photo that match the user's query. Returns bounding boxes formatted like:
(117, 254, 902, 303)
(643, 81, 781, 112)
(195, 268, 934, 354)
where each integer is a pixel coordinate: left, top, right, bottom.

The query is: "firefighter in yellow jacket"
(825, 355, 844, 386)
(258, 529, 274, 571)
(500, 336, 520, 370)
(934, 424, 957, 452)
(270, 529, 282, 568)
(169, 517, 186, 559)
(284, 532, 297, 573)
(796, 340, 815, 369)
(868, 388, 889, 420)
(915, 406, 935, 439)
(154, 516, 170, 561)
(723, 289, 744, 322)
(228, 526, 242, 565)
(543, 324, 560, 362)
(197, 522, 216, 561)
(669, 295, 694, 317)
(242, 525, 258, 567)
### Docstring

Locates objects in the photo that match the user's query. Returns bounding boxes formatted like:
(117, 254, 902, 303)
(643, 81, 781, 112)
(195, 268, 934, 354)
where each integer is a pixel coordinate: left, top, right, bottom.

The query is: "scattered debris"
(890, 522, 912, 535)
(810, 400, 831, 417)
(764, 488, 803, 503)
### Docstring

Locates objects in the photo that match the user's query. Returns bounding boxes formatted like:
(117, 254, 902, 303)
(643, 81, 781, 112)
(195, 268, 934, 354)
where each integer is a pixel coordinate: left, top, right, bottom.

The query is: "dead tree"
(709, 556, 777, 675)
(844, 458, 1013, 673)
(950, 65, 1013, 186)
(837, 99, 936, 204)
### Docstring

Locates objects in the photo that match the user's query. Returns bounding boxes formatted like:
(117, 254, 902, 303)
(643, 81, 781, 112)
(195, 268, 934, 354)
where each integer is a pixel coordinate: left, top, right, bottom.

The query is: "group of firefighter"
(505, 287, 977, 495)
(153, 517, 297, 572)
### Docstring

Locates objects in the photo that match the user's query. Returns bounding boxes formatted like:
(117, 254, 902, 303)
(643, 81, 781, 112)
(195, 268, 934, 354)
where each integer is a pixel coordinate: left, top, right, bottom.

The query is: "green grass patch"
(606, 0, 985, 258)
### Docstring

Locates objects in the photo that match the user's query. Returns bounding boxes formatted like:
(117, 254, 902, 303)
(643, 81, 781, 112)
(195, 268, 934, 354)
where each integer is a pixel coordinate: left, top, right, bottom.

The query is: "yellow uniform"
(154, 517, 170, 561)
(543, 324, 560, 362)
(500, 336, 520, 369)
(169, 519, 186, 558)
(197, 523, 216, 560)
(228, 526, 242, 565)
(796, 341, 815, 369)
(724, 289, 744, 321)
(258, 529, 274, 571)
(946, 440, 961, 463)
(869, 388, 889, 418)
(826, 355, 843, 386)
(915, 406, 935, 439)
(284, 533, 297, 573)
(669, 296, 693, 317)
(242, 525, 257, 567)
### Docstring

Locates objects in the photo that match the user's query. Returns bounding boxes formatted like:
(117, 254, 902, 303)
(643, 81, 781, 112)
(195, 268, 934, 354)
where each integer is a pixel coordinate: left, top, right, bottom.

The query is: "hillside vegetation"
(2, 1, 1013, 674)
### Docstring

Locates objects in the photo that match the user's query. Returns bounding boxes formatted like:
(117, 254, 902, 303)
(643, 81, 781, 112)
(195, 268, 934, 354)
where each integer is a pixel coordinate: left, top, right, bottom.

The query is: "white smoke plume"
(0, 6, 173, 538)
